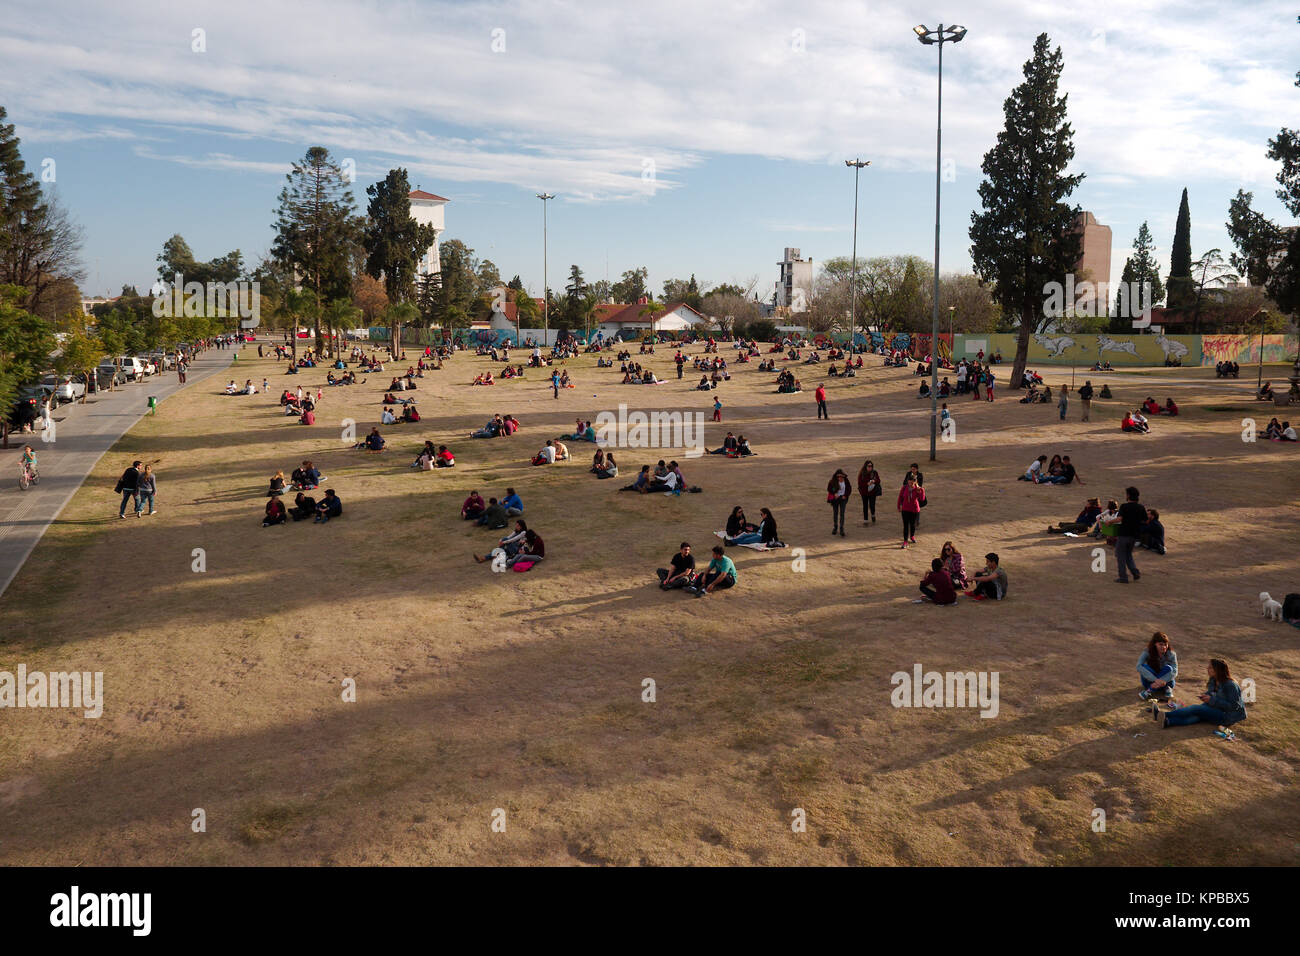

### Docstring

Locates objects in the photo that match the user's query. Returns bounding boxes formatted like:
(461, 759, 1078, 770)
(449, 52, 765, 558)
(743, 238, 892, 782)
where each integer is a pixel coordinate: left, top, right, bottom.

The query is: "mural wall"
(1198, 334, 1296, 366)
(954, 332, 1204, 367)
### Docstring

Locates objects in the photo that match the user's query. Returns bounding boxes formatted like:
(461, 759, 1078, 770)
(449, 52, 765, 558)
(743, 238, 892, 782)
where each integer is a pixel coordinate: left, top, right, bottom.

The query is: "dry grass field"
(1, 340, 1298, 866)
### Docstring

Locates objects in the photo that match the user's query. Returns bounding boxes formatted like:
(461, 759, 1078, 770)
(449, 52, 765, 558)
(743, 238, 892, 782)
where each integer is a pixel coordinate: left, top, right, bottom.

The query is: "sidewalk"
(0, 347, 233, 597)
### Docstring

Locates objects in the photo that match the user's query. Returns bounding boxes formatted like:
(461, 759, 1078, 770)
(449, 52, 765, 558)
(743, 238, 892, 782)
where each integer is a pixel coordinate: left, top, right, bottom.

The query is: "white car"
(118, 357, 146, 381)
(53, 375, 86, 402)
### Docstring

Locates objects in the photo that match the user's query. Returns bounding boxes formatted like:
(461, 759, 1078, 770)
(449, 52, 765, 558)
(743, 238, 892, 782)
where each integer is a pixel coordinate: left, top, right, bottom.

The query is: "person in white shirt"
(381, 406, 396, 425)
(1281, 423, 1298, 442)
(956, 363, 967, 393)
(533, 441, 556, 465)
(1024, 455, 1048, 482)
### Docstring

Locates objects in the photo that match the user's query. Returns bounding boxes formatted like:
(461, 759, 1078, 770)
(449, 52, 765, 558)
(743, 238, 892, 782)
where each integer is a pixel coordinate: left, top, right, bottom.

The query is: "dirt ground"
(1, 339, 1297, 866)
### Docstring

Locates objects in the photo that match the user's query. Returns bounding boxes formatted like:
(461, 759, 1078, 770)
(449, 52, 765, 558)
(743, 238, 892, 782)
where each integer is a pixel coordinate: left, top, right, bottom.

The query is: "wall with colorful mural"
(1198, 334, 1297, 366)
(952, 332, 1203, 367)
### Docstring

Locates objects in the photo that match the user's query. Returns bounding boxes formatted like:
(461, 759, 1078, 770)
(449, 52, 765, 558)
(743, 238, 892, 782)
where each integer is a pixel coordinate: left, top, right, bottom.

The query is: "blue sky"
(2, 0, 1296, 303)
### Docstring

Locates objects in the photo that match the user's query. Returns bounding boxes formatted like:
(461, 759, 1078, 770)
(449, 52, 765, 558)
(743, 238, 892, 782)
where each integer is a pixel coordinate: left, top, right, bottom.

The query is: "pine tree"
(969, 33, 1084, 388)
(1129, 222, 1165, 306)
(1166, 188, 1193, 309)
(1112, 258, 1135, 332)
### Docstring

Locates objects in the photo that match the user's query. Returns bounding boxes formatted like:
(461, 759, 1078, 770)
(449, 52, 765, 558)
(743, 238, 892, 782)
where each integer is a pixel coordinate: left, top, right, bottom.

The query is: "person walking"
(985, 368, 995, 402)
(712, 396, 722, 422)
(551, 369, 560, 399)
(815, 382, 829, 419)
(897, 472, 926, 548)
(116, 459, 142, 518)
(1057, 384, 1069, 421)
(1114, 485, 1146, 584)
(137, 464, 158, 516)
(1078, 380, 1094, 421)
(826, 468, 851, 537)
(857, 459, 881, 525)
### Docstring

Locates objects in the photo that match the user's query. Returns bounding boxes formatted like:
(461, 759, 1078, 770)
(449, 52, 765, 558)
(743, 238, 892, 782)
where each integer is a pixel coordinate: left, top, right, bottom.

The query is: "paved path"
(0, 347, 233, 598)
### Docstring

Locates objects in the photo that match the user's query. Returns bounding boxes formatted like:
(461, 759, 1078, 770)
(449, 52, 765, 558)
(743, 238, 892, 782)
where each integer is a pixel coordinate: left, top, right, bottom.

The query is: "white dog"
(1260, 592, 1283, 621)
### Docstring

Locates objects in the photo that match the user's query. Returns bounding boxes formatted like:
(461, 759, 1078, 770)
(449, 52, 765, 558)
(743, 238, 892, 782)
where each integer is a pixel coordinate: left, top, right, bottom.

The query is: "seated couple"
(656, 542, 736, 597)
(1265, 417, 1298, 441)
(621, 460, 684, 493)
(414, 442, 455, 470)
(474, 524, 545, 569)
(724, 506, 781, 547)
(590, 450, 619, 479)
(355, 427, 386, 451)
(382, 392, 414, 405)
(706, 432, 754, 457)
(389, 376, 416, 391)
(531, 439, 569, 465)
(290, 461, 324, 490)
(563, 420, 597, 442)
(470, 414, 519, 438)
(1018, 385, 1053, 404)
(1019, 454, 1082, 484)
(1142, 396, 1178, 416)
(1121, 410, 1150, 433)
(472, 372, 496, 386)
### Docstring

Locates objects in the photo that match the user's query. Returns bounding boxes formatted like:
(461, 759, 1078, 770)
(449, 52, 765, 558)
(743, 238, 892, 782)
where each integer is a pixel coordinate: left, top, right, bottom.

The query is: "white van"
(118, 356, 146, 381)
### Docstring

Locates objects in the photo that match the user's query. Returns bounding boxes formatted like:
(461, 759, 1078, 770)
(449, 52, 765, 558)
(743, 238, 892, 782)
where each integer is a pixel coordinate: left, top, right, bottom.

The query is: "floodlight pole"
(846, 159, 870, 352)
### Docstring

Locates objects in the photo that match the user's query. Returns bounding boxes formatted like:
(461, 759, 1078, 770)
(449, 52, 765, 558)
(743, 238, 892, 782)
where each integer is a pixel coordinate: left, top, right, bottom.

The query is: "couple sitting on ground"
(620, 459, 687, 494)
(473, 522, 544, 569)
(1139, 633, 1247, 735)
(1019, 454, 1083, 484)
(656, 542, 736, 597)
(263, 488, 341, 525)
(381, 404, 420, 424)
(590, 450, 619, 479)
(1142, 396, 1179, 416)
(723, 505, 782, 547)
(354, 427, 387, 452)
(531, 439, 570, 465)
(289, 460, 324, 490)
(412, 441, 455, 470)
(562, 419, 597, 442)
(1121, 410, 1151, 433)
(1265, 417, 1298, 441)
(462, 488, 523, 523)
(1018, 383, 1054, 404)
(706, 432, 754, 457)
(469, 414, 520, 438)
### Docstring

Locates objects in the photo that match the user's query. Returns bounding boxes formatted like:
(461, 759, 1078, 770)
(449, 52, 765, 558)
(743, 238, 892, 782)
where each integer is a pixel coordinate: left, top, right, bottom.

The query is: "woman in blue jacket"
(1137, 631, 1177, 702)
(1160, 659, 1247, 731)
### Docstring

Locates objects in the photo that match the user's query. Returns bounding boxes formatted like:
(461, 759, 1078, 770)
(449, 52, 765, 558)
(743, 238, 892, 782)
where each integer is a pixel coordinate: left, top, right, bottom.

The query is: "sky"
(2, 0, 1296, 304)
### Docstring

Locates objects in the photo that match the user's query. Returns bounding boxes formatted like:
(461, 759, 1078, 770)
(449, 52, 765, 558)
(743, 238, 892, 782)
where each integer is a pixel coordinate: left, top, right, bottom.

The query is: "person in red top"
(897, 473, 926, 547)
(461, 490, 485, 519)
(1163, 397, 1179, 415)
(436, 445, 456, 467)
(1142, 396, 1161, 415)
(919, 558, 957, 604)
(815, 383, 829, 419)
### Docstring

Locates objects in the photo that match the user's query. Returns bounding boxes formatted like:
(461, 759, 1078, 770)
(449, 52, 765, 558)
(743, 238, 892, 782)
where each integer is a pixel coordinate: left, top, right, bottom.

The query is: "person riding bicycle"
(20, 444, 37, 476)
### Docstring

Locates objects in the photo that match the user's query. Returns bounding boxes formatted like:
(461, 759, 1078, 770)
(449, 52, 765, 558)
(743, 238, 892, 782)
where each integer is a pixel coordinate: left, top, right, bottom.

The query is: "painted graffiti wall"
(954, 332, 1203, 367)
(1198, 334, 1296, 366)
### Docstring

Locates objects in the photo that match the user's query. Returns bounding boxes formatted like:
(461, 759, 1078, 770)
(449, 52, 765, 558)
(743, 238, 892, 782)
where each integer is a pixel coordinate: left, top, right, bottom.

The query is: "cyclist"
(19, 444, 38, 486)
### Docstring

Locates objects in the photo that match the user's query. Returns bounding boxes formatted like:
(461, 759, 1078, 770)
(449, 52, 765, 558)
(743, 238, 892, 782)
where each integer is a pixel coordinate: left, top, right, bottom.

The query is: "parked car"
(40, 373, 85, 404)
(117, 356, 146, 381)
(96, 362, 126, 388)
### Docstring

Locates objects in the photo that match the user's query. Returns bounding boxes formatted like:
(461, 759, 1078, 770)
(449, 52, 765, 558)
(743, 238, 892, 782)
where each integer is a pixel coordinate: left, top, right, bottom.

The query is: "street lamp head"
(948, 25, 968, 42)
(914, 24, 929, 36)
(536, 192, 555, 200)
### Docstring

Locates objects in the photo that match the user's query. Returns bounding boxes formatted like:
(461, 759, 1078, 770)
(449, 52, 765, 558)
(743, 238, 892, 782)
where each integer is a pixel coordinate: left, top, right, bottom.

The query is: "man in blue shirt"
(501, 488, 523, 516)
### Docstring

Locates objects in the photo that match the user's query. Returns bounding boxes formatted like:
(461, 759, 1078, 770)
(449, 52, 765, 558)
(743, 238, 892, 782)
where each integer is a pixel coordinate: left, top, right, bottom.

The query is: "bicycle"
(18, 461, 39, 490)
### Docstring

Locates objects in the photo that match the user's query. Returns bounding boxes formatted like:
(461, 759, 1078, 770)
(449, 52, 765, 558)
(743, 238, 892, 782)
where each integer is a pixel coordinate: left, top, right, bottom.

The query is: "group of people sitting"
(1018, 454, 1083, 484)
(722, 505, 782, 547)
(696, 372, 725, 390)
(1045, 496, 1166, 553)
(621, 366, 659, 384)
(474, 522, 545, 570)
(380, 403, 421, 424)
(620, 459, 689, 494)
(916, 547, 1007, 604)
(500, 365, 525, 379)
(531, 439, 570, 465)
(412, 441, 456, 470)
(1265, 417, 1298, 441)
(1120, 409, 1152, 433)
(1141, 396, 1179, 416)
(655, 542, 737, 597)
(280, 390, 317, 424)
(469, 414, 521, 438)
(1214, 361, 1241, 378)
(775, 369, 802, 393)
(325, 370, 363, 386)
(263, 487, 341, 525)
(388, 374, 418, 391)
(224, 379, 258, 395)
(827, 361, 858, 378)
(706, 432, 754, 457)
(1018, 383, 1055, 404)
(461, 488, 524, 526)
(563, 420, 597, 442)
(1091, 360, 1115, 371)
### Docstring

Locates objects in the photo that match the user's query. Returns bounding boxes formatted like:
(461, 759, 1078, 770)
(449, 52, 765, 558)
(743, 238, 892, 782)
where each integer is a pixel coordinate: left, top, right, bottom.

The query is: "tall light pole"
(537, 192, 555, 346)
(914, 22, 967, 462)
(1256, 308, 1267, 394)
(845, 159, 870, 352)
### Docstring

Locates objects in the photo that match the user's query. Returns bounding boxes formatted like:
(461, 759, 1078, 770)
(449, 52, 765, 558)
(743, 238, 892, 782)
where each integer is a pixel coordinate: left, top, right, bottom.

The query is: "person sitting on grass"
(1131, 409, 1150, 433)
(292, 461, 322, 490)
(290, 491, 316, 521)
(476, 496, 509, 530)
(917, 558, 958, 605)
(940, 541, 968, 589)
(263, 497, 288, 526)
(565, 419, 596, 442)
(688, 545, 736, 597)
(501, 488, 523, 516)
(413, 440, 436, 470)
(734, 435, 755, 457)
(532, 440, 557, 465)
(507, 528, 545, 568)
(314, 489, 342, 523)
(436, 445, 455, 467)
(1258, 381, 1274, 401)
(1266, 417, 1283, 439)
(728, 507, 778, 546)
(595, 452, 619, 479)
(708, 432, 739, 456)
(965, 553, 1007, 601)
(268, 471, 286, 496)
(1089, 499, 1121, 539)
(358, 427, 385, 451)
(1121, 410, 1145, 434)
(1157, 658, 1247, 734)
(1142, 396, 1161, 416)
(1021, 455, 1050, 482)
(401, 403, 421, 423)
(620, 465, 651, 492)
(656, 542, 698, 591)
(1276, 421, 1298, 442)
(553, 439, 570, 462)
(1163, 397, 1179, 416)
(381, 405, 397, 425)
(1137, 631, 1177, 702)
(471, 415, 504, 439)
(1138, 508, 1166, 554)
(461, 491, 486, 520)
(1047, 497, 1102, 534)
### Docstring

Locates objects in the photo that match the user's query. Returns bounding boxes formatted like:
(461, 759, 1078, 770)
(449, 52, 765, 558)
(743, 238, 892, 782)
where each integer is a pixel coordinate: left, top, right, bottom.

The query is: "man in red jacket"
(815, 383, 828, 419)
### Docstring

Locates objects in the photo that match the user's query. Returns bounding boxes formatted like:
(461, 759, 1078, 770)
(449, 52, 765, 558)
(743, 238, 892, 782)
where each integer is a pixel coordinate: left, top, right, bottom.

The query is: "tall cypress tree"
(1112, 258, 1135, 332)
(1166, 188, 1193, 309)
(970, 33, 1084, 388)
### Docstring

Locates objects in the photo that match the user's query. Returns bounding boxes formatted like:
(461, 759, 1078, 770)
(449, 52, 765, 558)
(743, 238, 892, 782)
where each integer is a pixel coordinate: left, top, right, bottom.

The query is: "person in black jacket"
(117, 460, 142, 518)
(290, 491, 316, 521)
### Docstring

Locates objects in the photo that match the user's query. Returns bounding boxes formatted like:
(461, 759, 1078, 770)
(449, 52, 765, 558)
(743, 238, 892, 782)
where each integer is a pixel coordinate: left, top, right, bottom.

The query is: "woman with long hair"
(826, 469, 851, 537)
(857, 459, 882, 525)
(1137, 631, 1177, 703)
(729, 507, 778, 547)
(897, 473, 926, 548)
(940, 540, 967, 589)
(726, 506, 757, 539)
(1159, 658, 1246, 734)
